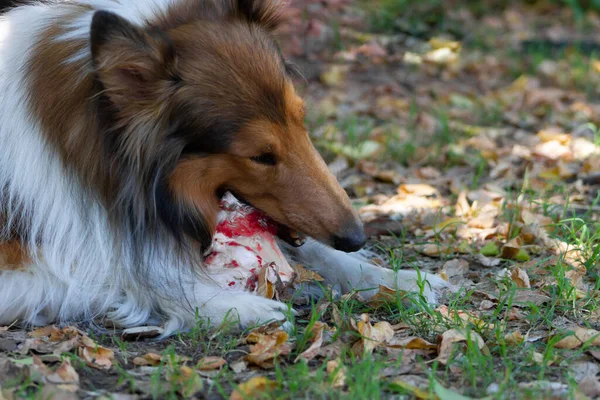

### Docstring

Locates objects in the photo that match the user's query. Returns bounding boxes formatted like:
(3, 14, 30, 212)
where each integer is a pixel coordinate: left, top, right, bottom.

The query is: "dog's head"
(90, 0, 365, 252)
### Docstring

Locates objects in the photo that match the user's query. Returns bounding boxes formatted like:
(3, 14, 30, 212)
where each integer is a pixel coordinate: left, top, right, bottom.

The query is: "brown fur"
(0, 241, 30, 271)
(22, 0, 362, 257)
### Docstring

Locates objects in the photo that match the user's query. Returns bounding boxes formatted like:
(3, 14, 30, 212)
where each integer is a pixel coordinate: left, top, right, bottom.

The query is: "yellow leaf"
(245, 330, 291, 368)
(78, 336, 114, 370)
(327, 360, 347, 388)
(387, 336, 437, 351)
(436, 329, 485, 365)
(429, 37, 461, 51)
(196, 356, 226, 371)
(504, 331, 524, 345)
(231, 377, 277, 400)
(537, 129, 570, 145)
(352, 314, 394, 356)
(293, 264, 324, 283)
(133, 353, 162, 367)
(168, 365, 203, 398)
(29, 326, 59, 338)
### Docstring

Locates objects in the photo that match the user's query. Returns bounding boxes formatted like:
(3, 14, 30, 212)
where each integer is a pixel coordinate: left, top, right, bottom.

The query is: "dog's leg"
(155, 278, 291, 335)
(283, 239, 448, 303)
(0, 266, 68, 326)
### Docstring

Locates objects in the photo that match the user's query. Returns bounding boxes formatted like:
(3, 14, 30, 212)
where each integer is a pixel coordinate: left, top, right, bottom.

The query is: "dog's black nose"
(332, 227, 366, 253)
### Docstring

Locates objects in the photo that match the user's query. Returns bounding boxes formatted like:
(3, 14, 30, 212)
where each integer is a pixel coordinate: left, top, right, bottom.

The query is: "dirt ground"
(3, 1, 600, 399)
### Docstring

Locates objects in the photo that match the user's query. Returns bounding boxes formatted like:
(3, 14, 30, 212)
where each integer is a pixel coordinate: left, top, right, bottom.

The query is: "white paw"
(203, 293, 290, 328)
(359, 268, 449, 304)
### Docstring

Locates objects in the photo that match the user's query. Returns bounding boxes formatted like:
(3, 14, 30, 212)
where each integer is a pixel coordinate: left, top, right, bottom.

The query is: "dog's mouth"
(275, 223, 307, 247)
(217, 189, 307, 247)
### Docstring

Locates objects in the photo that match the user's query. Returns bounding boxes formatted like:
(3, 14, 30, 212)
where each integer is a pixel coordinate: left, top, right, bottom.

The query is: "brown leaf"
(167, 365, 203, 398)
(245, 329, 291, 368)
(49, 327, 82, 343)
(398, 184, 439, 197)
(554, 327, 600, 349)
(78, 335, 114, 370)
(230, 376, 277, 400)
(511, 267, 531, 288)
(295, 322, 327, 363)
(196, 356, 226, 371)
(435, 305, 490, 329)
(504, 331, 525, 345)
(579, 376, 600, 398)
(293, 264, 324, 283)
(501, 237, 522, 260)
(417, 243, 452, 257)
(256, 264, 275, 299)
(31, 356, 79, 393)
(352, 314, 394, 356)
(436, 329, 485, 365)
(520, 209, 552, 227)
(19, 336, 80, 356)
(133, 352, 163, 367)
(387, 336, 437, 351)
(327, 360, 347, 388)
(29, 326, 59, 338)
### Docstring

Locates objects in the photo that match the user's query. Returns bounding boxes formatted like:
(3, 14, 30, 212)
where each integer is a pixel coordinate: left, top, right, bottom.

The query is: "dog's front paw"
(203, 293, 291, 328)
(359, 268, 449, 304)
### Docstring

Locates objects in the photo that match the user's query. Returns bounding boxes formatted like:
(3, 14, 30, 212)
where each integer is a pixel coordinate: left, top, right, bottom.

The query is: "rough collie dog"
(0, 0, 446, 335)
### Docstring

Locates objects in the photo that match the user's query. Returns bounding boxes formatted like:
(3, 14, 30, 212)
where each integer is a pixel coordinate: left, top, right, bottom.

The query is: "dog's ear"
(234, 0, 282, 31)
(90, 11, 177, 108)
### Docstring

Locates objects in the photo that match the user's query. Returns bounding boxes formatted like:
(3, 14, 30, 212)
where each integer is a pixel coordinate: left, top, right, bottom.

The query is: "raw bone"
(202, 192, 295, 297)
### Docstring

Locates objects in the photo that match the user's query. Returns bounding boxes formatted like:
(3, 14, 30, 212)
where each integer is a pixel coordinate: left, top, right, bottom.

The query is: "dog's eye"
(250, 152, 277, 166)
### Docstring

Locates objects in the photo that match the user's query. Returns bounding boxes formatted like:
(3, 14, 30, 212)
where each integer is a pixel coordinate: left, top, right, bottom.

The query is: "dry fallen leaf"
(436, 329, 485, 365)
(501, 237, 522, 260)
(504, 331, 525, 345)
(511, 267, 531, 288)
(31, 356, 79, 393)
(167, 365, 203, 398)
(352, 314, 394, 356)
(435, 305, 490, 329)
(327, 360, 347, 388)
(387, 336, 437, 351)
(78, 335, 114, 370)
(230, 376, 277, 400)
(256, 263, 275, 299)
(196, 356, 227, 371)
(29, 326, 59, 338)
(293, 264, 324, 283)
(554, 327, 600, 349)
(294, 322, 327, 363)
(19, 336, 80, 356)
(133, 352, 163, 367)
(245, 329, 291, 368)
